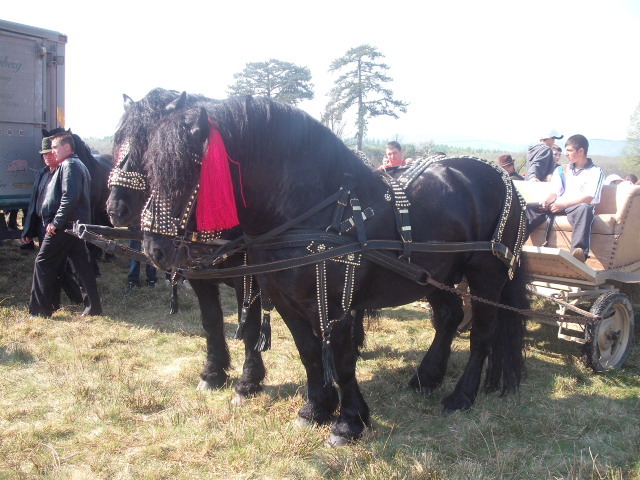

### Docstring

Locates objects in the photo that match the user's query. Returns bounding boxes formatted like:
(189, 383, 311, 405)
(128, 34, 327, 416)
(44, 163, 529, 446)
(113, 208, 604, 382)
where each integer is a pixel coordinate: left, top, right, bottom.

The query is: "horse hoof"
(294, 417, 315, 429)
(441, 396, 472, 414)
(414, 386, 434, 396)
(231, 394, 248, 407)
(196, 380, 213, 390)
(325, 434, 350, 447)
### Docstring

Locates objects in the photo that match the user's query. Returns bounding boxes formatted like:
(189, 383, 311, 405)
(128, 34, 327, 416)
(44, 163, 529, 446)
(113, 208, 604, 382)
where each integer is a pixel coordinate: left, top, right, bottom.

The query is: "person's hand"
(46, 223, 57, 235)
(549, 202, 564, 213)
(530, 178, 541, 182)
(22, 237, 31, 244)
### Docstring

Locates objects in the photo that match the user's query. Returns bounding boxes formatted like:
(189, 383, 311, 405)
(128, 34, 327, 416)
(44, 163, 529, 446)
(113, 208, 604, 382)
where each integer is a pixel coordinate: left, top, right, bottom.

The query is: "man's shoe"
(20, 241, 35, 251)
(147, 280, 156, 288)
(572, 248, 586, 263)
(125, 281, 142, 294)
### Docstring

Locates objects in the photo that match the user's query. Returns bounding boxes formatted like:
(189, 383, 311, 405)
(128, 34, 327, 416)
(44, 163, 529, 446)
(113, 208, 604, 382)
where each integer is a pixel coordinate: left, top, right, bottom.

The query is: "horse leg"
(409, 290, 463, 395)
(276, 305, 339, 424)
(189, 279, 231, 389)
(231, 277, 265, 400)
(441, 270, 505, 412)
(327, 312, 370, 445)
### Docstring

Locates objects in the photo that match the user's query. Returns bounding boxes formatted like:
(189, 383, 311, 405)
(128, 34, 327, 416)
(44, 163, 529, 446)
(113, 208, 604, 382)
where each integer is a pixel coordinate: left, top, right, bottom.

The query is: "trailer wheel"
(582, 292, 634, 371)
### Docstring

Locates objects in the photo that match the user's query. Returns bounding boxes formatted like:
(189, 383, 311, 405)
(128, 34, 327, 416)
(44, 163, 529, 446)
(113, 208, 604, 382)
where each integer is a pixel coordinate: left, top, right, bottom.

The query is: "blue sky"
(4, 0, 640, 145)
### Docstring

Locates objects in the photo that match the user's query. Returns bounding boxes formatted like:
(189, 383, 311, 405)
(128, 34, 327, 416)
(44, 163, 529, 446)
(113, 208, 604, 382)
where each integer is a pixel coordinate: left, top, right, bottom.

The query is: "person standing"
(379, 141, 412, 169)
(498, 154, 524, 180)
(125, 226, 157, 293)
(526, 134, 604, 262)
(28, 133, 102, 318)
(526, 129, 563, 181)
(22, 136, 83, 309)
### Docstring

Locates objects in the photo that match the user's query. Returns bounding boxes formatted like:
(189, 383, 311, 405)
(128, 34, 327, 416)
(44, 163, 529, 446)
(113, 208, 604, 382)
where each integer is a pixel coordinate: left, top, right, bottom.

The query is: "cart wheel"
(582, 292, 634, 371)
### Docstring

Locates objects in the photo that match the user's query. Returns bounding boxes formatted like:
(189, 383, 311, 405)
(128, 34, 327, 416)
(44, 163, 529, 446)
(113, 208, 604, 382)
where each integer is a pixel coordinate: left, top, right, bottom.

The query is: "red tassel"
(196, 127, 240, 231)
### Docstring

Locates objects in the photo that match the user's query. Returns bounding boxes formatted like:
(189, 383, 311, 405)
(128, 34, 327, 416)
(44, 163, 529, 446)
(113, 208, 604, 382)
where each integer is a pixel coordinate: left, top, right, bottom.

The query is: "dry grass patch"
(1, 239, 639, 479)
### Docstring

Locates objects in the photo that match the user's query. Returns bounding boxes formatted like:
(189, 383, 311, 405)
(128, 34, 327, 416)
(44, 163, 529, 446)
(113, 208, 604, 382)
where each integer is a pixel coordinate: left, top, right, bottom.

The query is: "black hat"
(39, 136, 53, 154)
(498, 154, 514, 167)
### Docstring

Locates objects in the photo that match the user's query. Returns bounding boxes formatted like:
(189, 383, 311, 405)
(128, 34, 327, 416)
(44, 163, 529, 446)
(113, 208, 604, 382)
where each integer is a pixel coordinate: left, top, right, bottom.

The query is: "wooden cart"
(514, 180, 640, 371)
(523, 245, 637, 371)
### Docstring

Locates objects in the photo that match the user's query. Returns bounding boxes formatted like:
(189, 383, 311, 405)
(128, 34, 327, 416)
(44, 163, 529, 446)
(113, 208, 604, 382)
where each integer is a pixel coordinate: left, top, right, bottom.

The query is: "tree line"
(227, 45, 406, 151)
(622, 101, 640, 174)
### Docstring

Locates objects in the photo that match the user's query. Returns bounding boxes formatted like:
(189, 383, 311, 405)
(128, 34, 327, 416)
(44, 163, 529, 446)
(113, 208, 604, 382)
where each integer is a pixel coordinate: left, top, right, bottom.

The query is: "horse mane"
(113, 88, 209, 169)
(145, 96, 373, 209)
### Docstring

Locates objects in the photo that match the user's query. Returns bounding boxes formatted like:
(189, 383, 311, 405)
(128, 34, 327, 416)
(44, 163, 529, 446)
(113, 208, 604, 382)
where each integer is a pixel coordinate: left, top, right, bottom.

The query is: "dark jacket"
(41, 155, 92, 229)
(22, 166, 49, 241)
(526, 143, 555, 181)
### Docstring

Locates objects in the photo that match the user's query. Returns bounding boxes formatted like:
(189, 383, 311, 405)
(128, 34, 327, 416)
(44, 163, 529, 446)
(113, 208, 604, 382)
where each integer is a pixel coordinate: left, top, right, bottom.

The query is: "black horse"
(106, 89, 266, 399)
(141, 97, 529, 445)
(43, 128, 114, 276)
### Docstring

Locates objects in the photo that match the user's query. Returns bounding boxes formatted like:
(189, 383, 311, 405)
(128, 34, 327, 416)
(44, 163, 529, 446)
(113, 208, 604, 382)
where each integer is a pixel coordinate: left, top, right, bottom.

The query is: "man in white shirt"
(526, 134, 604, 262)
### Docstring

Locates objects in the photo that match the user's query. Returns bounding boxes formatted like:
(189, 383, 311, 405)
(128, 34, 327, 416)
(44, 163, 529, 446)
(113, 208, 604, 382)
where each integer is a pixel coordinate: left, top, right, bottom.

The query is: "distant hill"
(400, 136, 628, 157)
(588, 139, 627, 157)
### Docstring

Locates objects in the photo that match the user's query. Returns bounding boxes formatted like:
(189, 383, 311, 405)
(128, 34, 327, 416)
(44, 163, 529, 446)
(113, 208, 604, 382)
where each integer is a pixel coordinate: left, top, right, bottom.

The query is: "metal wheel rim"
(595, 303, 632, 368)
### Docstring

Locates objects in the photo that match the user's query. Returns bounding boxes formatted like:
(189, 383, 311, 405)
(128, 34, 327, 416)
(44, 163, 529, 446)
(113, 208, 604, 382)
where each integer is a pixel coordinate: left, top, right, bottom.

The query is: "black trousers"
(35, 223, 83, 309)
(526, 203, 595, 256)
(29, 229, 102, 317)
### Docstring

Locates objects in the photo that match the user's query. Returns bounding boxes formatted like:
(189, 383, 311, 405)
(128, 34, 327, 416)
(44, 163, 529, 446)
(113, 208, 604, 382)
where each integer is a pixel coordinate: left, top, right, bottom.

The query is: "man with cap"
(526, 129, 563, 182)
(498, 154, 524, 180)
(22, 136, 83, 310)
(22, 137, 57, 246)
(28, 132, 102, 318)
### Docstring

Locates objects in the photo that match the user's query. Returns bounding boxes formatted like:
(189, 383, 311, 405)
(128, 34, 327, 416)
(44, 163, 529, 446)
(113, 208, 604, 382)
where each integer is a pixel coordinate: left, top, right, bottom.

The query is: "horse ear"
(123, 94, 134, 111)
(190, 107, 210, 144)
(166, 91, 188, 113)
(42, 128, 49, 137)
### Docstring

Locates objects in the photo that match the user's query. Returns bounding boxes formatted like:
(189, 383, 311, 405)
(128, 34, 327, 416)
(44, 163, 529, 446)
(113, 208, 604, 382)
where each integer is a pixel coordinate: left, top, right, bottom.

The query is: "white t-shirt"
(549, 161, 605, 205)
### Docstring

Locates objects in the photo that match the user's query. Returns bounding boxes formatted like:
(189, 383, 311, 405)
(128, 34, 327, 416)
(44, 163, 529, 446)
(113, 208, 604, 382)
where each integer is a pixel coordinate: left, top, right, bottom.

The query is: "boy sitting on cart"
(525, 134, 605, 263)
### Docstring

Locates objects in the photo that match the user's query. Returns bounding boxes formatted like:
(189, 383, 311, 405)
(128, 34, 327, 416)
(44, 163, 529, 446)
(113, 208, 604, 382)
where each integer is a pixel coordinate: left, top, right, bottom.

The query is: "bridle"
(140, 146, 225, 243)
(107, 140, 148, 193)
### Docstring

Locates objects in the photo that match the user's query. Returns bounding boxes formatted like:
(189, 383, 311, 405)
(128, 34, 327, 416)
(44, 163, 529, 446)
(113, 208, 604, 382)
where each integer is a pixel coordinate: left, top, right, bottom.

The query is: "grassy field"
(1, 238, 639, 479)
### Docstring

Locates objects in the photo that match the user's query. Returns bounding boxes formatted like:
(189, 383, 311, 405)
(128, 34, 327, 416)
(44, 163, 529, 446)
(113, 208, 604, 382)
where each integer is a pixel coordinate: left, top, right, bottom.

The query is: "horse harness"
(138, 155, 528, 385)
(157, 156, 527, 282)
(107, 141, 148, 193)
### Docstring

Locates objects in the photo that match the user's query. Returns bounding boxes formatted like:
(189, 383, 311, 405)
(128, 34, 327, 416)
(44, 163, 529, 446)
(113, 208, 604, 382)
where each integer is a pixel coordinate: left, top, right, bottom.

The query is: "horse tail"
(484, 256, 529, 395)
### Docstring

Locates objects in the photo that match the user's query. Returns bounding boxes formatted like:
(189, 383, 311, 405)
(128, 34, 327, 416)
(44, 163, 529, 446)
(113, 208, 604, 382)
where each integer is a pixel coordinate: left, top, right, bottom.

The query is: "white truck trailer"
(0, 19, 66, 237)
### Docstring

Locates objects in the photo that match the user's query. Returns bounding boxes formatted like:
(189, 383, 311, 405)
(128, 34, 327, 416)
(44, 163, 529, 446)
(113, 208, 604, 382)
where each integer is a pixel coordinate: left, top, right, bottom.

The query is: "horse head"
(140, 107, 211, 271)
(107, 89, 202, 227)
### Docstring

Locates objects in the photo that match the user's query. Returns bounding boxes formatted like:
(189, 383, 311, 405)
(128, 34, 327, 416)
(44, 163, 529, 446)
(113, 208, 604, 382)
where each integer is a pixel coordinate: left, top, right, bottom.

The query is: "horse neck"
(231, 147, 375, 235)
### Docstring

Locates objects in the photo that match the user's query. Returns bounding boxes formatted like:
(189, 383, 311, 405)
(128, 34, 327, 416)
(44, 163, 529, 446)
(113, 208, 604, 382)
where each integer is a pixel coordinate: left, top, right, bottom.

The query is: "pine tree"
(326, 45, 407, 150)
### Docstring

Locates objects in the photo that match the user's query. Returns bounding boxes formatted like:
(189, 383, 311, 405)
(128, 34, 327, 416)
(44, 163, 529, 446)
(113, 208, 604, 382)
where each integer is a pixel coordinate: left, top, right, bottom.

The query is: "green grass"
(1, 239, 639, 479)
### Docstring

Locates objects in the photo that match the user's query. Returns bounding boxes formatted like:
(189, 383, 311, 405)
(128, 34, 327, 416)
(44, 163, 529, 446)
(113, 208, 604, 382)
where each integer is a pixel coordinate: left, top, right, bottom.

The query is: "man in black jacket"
(28, 133, 102, 318)
(22, 137, 83, 310)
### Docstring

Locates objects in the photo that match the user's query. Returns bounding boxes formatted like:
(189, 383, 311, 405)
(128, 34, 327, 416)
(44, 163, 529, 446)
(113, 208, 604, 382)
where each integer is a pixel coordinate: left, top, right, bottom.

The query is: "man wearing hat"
(526, 129, 563, 182)
(498, 154, 524, 180)
(22, 136, 58, 247)
(21, 136, 83, 311)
